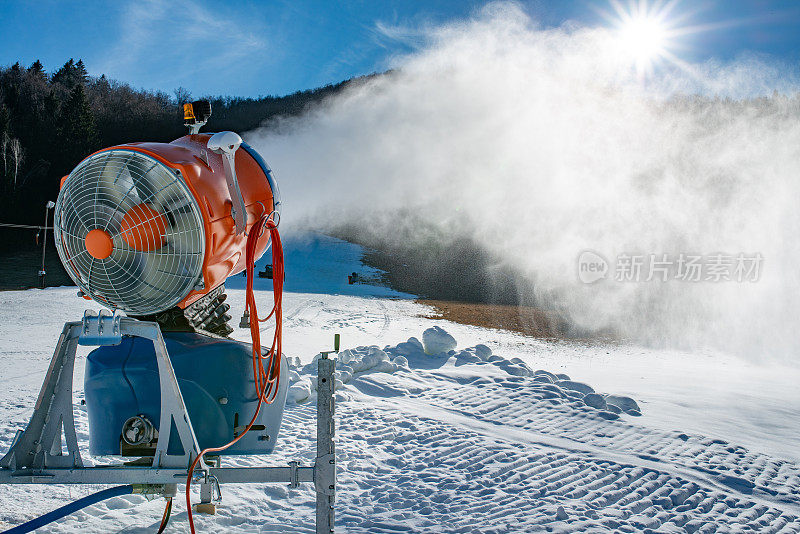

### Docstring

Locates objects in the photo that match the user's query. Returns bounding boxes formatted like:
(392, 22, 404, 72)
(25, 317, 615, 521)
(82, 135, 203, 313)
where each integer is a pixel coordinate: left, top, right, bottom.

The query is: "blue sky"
(0, 0, 798, 98)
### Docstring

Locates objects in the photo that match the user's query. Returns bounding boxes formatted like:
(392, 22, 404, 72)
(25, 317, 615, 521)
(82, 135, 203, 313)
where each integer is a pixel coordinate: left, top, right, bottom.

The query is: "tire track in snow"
(388, 395, 800, 518)
(413, 376, 800, 510)
(332, 394, 800, 533)
(376, 298, 391, 330)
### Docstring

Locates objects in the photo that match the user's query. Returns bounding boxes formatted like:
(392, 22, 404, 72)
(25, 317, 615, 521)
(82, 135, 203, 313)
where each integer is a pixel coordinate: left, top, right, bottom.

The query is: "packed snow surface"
(0, 233, 798, 532)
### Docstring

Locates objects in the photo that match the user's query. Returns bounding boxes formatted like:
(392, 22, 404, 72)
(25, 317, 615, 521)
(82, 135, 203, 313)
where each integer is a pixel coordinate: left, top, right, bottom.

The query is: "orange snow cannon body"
(54, 133, 280, 315)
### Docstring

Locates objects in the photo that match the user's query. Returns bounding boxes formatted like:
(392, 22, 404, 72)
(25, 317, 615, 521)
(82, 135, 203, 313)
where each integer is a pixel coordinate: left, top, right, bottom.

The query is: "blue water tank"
(85, 332, 287, 456)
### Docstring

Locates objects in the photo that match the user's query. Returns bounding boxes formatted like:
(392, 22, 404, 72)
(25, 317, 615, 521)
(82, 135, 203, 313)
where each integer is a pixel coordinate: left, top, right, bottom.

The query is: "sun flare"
(619, 15, 667, 64)
(604, 0, 684, 77)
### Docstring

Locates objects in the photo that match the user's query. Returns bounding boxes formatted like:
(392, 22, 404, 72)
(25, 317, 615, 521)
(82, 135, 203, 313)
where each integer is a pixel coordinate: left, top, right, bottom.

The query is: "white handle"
(207, 131, 247, 234)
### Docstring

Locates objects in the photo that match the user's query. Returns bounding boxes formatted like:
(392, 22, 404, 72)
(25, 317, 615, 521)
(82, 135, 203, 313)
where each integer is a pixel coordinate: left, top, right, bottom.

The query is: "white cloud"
(97, 0, 267, 93)
(371, 20, 431, 49)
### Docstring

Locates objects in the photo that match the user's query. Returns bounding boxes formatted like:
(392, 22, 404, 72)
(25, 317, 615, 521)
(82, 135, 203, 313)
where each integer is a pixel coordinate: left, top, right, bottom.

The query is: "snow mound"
(285, 327, 642, 419)
(421, 326, 456, 355)
(558, 379, 595, 395)
(604, 394, 642, 415)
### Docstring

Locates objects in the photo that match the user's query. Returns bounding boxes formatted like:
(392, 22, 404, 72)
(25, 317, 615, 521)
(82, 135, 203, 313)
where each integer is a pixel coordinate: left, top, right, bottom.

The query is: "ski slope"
(0, 232, 798, 532)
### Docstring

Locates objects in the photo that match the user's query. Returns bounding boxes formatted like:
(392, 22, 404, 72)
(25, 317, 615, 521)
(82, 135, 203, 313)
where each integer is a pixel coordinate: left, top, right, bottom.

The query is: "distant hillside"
(0, 58, 369, 250)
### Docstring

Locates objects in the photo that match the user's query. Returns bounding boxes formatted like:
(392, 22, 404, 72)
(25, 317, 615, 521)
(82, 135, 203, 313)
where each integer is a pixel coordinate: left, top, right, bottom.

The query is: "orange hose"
(186, 215, 284, 533)
(156, 498, 172, 534)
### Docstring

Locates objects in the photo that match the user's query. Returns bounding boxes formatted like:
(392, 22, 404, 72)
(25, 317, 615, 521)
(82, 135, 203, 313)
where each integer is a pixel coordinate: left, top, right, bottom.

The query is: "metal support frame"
(0, 311, 336, 532)
(316, 354, 336, 533)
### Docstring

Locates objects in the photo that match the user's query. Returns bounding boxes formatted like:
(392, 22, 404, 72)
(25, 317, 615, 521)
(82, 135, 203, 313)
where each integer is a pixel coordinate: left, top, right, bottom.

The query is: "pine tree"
(75, 60, 88, 83)
(28, 60, 46, 80)
(52, 59, 81, 90)
(58, 83, 98, 164)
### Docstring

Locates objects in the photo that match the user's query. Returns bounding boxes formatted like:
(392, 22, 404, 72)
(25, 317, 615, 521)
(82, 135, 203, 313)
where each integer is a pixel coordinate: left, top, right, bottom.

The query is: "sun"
(603, 0, 686, 77)
(619, 15, 667, 65)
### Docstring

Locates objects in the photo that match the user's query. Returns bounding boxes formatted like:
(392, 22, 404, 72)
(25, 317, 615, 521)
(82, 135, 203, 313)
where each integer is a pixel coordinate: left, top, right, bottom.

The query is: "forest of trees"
(0, 58, 361, 251)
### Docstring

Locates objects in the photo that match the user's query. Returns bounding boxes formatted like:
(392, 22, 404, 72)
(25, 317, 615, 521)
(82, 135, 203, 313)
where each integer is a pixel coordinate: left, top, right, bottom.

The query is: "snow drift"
(288, 326, 643, 419)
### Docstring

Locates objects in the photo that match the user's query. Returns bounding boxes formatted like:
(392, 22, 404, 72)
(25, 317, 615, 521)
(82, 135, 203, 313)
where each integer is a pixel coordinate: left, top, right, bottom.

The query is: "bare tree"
(174, 87, 192, 105)
(9, 137, 23, 190)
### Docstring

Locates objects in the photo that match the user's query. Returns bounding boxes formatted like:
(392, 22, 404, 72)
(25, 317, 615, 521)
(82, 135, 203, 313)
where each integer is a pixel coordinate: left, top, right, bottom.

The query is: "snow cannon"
(54, 117, 281, 316)
(52, 100, 287, 457)
(0, 101, 336, 534)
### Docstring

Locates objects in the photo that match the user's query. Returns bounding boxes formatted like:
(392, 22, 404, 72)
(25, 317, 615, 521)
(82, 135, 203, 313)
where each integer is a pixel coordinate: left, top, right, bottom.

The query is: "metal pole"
(315, 354, 335, 533)
(38, 201, 54, 289)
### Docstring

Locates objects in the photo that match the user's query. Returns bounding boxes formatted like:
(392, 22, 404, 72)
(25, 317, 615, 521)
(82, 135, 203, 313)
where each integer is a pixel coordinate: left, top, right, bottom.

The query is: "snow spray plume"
(247, 3, 800, 361)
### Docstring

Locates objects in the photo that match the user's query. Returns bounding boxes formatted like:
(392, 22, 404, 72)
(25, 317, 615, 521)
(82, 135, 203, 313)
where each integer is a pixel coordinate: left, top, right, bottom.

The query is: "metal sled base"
(0, 310, 336, 533)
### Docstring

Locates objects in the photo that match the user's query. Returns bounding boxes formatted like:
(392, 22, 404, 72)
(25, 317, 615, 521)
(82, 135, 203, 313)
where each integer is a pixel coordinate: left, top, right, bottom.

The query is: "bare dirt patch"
(418, 299, 571, 339)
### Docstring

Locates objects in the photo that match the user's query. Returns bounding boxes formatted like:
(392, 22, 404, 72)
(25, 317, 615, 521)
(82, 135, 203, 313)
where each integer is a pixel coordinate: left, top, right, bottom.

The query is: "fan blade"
(125, 155, 166, 205)
(110, 244, 196, 311)
(97, 159, 142, 231)
(164, 209, 204, 256)
(98, 154, 141, 206)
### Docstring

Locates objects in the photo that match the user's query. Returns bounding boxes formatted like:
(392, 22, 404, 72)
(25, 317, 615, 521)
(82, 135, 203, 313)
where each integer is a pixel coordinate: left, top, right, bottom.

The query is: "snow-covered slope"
(0, 233, 797, 532)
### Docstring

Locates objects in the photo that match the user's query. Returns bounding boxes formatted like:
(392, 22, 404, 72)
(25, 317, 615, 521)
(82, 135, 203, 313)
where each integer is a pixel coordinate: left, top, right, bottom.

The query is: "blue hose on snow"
(2, 485, 133, 533)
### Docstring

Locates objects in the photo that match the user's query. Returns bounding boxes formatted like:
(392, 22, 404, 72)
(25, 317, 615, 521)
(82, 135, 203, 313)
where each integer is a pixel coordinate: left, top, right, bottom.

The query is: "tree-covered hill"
(0, 58, 363, 250)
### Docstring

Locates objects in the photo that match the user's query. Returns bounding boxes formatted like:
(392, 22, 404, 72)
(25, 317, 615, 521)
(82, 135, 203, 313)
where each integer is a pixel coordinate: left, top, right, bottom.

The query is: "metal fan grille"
(54, 149, 205, 315)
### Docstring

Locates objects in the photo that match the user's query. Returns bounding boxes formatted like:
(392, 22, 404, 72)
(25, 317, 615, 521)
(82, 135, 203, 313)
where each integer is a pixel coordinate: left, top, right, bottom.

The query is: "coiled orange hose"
(185, 214, 284, 533)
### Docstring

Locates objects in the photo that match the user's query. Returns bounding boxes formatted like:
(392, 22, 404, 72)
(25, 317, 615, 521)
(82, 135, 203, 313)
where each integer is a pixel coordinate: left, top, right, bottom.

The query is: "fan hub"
(85, 229, 114, 259)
